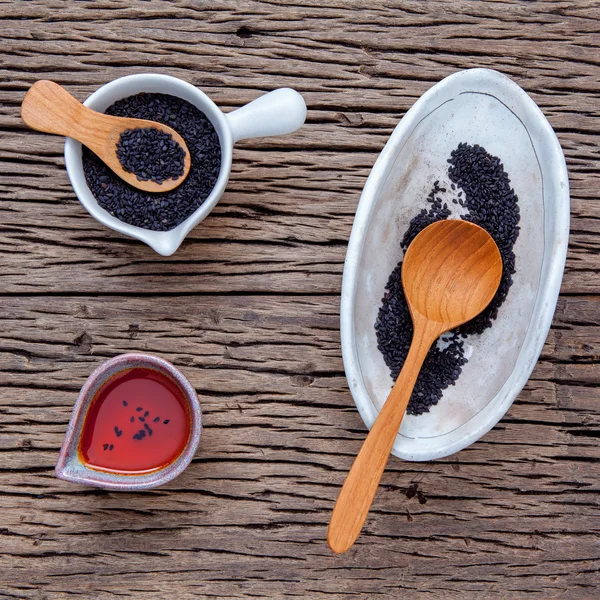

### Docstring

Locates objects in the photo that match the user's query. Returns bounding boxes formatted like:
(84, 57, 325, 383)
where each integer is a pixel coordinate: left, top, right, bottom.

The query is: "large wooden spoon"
(21, 80, 191, 193)
(328, 219, 502, 554)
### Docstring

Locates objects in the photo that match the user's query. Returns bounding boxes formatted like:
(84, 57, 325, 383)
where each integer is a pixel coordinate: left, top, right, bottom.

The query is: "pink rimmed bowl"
(56, 353, 201, 490)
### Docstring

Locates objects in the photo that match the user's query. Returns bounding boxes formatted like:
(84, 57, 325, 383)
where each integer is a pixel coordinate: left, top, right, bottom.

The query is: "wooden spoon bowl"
(328, 219, 502, 554)
(403, 219, 503, 330)
(21, 80, 191, 193)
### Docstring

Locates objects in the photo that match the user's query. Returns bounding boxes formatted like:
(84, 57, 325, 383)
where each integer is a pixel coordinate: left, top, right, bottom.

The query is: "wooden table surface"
(1, 1, 599, 598)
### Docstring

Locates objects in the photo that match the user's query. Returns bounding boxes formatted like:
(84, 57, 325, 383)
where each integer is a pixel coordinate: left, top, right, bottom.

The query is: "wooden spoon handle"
(327, 322, 438, 554)
(21, 80, 90, 139)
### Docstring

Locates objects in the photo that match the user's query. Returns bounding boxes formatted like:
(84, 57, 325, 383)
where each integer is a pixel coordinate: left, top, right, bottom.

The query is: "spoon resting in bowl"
(21, 80, 191, 193)
(328, 219, 503, 554)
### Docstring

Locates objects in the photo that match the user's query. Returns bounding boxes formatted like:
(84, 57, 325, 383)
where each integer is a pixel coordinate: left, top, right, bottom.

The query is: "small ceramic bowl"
(64, 73, 307, 256)
(341, 68, 569, 461)
(56, 353, 201, 490)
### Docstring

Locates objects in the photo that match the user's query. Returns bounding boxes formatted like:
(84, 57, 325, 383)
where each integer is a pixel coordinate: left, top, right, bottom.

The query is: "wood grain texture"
(0, 0, 599, 598)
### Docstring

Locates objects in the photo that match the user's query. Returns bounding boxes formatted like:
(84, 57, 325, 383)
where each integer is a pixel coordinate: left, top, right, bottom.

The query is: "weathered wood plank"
(0, 296, 598, 598)
(1, 0, 599, 598)
(0, 195, 597, 294)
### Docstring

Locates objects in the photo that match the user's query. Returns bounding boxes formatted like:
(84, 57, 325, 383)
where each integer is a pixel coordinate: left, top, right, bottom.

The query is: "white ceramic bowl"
(341, 68, 569, 461)
(64, 74, 306, 256)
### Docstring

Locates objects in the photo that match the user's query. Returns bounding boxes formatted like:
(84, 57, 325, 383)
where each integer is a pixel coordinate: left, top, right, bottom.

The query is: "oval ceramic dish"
(341, 68, 569, 461)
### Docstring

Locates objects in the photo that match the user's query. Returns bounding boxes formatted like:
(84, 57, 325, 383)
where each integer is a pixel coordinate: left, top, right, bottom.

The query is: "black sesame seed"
(375, 142, 519, 415)
(144, 411, 149, 417)
(144, 423, 153, 436)
(130, 416, 135, 423)
(123, 400, 128, 407)
(163, 419, 170, 425)
(103, 443, 108, 450)
(136, 407, 143, 412)
(139, 417, 145, 422)
(109, 444, 114, 451)
(82, 93, 221, 232)
(116, 127, 185, 184)
(153, 416, 160, 423)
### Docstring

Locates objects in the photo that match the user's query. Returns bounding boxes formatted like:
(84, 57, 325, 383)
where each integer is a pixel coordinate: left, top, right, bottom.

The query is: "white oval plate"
(341, 68, 569, 461)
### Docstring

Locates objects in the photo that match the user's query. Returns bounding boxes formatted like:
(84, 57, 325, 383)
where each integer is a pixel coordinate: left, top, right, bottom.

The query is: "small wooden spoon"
(328, 219, 502, 554)
(21, 80, 191, 193)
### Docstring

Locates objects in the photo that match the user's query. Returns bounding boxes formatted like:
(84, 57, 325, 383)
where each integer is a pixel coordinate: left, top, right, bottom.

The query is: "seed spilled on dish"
(375, 143, 520, 415)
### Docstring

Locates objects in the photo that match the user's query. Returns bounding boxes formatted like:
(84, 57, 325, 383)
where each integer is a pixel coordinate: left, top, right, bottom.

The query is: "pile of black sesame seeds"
(83, 93, 221, 232)
(116, 127, 185, 184)
(375, 143, 520, 415)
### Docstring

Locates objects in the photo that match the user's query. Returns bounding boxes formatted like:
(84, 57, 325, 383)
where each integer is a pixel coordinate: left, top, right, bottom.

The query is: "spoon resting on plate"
(328, 219, 502, 554)
(21, 80, 191, 193)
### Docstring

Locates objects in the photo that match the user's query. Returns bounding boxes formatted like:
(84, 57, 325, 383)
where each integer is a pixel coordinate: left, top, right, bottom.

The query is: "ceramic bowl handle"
(226, 88, 306, 143)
